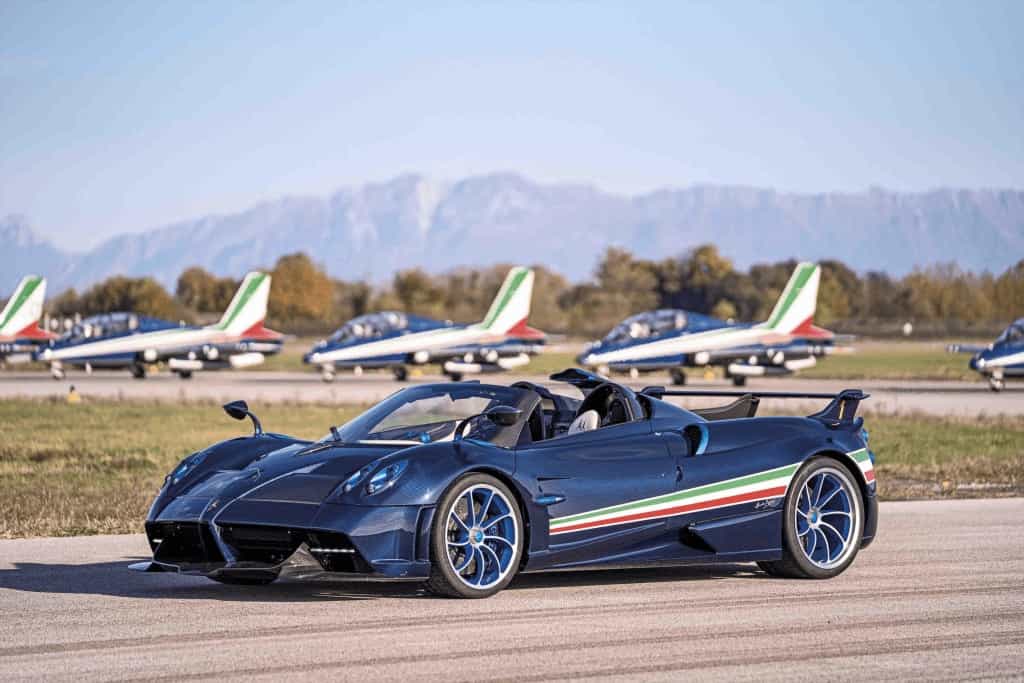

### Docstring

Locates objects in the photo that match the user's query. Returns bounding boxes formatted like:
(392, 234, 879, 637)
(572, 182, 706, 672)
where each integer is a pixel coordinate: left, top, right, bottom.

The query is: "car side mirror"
(223, 400, 263, 436)
(484, 405, 522, 426)
(454, 406, 523, 441)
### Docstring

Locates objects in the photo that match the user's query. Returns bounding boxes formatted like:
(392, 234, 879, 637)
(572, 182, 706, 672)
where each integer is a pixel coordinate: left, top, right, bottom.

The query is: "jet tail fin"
(761, 262, 821, 335)
(0, 275, 49, 338)
(478, 267, 535, 335)
(211, 271, 272, 336)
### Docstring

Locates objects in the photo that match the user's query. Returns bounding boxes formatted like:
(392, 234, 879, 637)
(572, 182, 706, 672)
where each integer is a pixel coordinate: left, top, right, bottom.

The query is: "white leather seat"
(567, 409, 600, 435)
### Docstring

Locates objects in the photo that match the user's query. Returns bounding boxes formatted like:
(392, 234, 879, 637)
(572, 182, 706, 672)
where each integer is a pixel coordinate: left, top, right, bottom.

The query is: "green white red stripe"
(849, 447, 876, 483)
(549, 448, 874, 536)
(549, 463, 800, 536)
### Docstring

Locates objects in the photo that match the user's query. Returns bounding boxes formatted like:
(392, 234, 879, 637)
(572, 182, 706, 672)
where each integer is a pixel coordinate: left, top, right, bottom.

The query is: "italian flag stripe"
(550, 485, 789, 535)
(548, 448, 873, 536)
(849, 447, 876, 483)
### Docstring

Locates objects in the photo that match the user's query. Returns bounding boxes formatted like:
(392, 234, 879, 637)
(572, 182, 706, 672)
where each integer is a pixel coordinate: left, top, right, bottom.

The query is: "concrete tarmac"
(1, 370, 1022, 416)
(1, 499, 1022, 681)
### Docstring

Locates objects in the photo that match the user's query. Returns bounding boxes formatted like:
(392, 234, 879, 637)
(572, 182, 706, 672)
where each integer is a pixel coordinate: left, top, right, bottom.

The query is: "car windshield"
(328, 311, 408, 343)
(604, 310, 686, 345)
(324, 384, 530, 446)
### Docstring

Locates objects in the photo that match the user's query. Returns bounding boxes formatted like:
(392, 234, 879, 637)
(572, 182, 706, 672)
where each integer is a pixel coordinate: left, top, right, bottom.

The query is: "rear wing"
(640, 387, 869, 427)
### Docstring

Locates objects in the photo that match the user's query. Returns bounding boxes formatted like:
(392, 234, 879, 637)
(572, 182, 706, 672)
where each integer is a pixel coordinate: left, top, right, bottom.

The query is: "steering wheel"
(575, 383, 632, 427)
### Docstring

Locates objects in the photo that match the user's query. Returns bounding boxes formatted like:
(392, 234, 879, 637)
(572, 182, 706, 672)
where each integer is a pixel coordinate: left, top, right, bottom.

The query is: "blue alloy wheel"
(759, 459, 863, 579)
(795, 467, 858, 569)
(427, 474, 523, 597)
(445, 484, 519, 589)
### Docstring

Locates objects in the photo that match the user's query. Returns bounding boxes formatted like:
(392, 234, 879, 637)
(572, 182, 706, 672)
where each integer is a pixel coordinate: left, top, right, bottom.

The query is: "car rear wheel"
(426, 474, 523, 598)
(759, 457, 863, 579)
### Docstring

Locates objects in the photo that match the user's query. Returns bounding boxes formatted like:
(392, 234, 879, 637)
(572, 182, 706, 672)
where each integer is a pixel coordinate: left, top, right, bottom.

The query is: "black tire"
(392, 366, 408, 382)
(446, 372, 464, 382)
(209, 572, 278, 586)
(670, 368, 687, 386)
(760, 457, 864, 579)
(130, 363, 146, 379)
(731, 375, 747, 387)
(426, 473, 523, 598)
(176, 371, 193, 380)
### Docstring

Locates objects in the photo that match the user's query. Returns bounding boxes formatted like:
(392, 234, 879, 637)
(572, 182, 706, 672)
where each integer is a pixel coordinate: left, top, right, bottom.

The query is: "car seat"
(567, 409, 599, 435)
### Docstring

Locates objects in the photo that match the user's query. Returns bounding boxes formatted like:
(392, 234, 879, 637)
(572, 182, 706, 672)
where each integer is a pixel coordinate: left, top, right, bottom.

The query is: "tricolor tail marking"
(0, 275, 47, 337)
(479, 267, 534, 335)
(761, 262, 820, 335)
(212, 272, 271, 336)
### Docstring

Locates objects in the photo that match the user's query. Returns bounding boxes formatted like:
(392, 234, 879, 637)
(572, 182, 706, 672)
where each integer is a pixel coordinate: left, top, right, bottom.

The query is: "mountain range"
(2, 173, 1022, 293)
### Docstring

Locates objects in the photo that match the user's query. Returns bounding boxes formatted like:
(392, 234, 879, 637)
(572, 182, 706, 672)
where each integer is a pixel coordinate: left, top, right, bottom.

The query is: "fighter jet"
(304, 266, 544, 381)
(35, 272, 282, 379)
(578, 262, 840, 385)
(948, 318, 1024, 391)
(0, 275, 55, 363)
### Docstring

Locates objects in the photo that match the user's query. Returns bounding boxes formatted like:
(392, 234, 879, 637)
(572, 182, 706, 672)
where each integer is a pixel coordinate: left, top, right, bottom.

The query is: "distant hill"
(2, 173, 1022, 293)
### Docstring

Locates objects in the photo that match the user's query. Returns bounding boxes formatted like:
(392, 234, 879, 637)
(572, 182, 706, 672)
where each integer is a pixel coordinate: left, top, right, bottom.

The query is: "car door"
(515, 418, 678, 563)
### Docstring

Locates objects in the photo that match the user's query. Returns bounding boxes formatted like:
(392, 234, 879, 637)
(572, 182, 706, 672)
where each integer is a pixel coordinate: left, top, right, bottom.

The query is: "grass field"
(1, 398, 1020, 538)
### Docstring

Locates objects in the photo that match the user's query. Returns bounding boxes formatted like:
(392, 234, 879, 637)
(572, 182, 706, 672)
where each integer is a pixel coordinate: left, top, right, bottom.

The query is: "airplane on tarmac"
(577, 262, 843, 386)
(35, 272, 283, 379)
(0, 275, 55, 363)
(948, 318, 1024, 392)
(304, 266, 545, 382)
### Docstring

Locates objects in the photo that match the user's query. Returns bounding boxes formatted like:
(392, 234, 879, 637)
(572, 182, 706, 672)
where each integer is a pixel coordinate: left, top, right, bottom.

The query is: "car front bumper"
(139, 501, 435, 580)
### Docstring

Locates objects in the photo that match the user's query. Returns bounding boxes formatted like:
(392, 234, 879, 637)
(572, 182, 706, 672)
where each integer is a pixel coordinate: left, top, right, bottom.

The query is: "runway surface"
(2, 370, 1022, 416)
(1, 498, 1021, 681)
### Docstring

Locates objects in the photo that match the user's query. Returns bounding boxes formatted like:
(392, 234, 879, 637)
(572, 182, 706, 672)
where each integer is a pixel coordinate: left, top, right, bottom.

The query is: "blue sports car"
(134, 369, 878, 598)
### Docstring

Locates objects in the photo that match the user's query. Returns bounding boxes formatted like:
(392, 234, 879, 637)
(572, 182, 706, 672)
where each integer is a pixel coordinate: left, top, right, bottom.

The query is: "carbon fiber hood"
(153, 439, 419, 522)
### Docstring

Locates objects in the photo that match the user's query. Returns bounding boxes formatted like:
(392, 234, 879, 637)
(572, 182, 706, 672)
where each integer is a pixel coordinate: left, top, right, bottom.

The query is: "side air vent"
(679, 526, 716, 554)
(683, 424, 709, 456)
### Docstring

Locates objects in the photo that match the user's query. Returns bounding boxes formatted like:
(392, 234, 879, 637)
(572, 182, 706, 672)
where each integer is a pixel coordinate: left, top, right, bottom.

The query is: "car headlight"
(341, 464, 375, 493)
(365, 460, 408, 495)
(167, 450, 207, 486)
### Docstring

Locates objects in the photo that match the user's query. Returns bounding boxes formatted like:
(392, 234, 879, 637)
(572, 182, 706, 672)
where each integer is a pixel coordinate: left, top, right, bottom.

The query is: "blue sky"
(2, 0, 1022, 249)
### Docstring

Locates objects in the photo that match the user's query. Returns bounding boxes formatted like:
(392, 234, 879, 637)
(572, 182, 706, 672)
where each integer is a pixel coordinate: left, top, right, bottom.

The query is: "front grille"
(147, 522, 224, 564)
(219, 524, 306, 565)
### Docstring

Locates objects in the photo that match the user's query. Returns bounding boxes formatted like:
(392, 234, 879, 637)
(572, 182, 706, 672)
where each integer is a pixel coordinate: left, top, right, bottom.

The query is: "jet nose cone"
(577, 352, 596, 366)
(303, 352, 319, 365)
(36, 348, 52, 361)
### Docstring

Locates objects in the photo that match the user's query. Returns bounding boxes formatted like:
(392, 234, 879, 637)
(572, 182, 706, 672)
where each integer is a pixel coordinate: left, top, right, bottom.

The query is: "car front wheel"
(426, 474, 523, 598)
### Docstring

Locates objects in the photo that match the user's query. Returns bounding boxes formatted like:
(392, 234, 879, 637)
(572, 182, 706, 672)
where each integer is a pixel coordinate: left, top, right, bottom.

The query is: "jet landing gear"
(670, 368, 687, 386)
(130, 363, 147, 380)
(989, 376, 1005, 392)
(392, 366, 409, 382)
(725, 369, 747, 387)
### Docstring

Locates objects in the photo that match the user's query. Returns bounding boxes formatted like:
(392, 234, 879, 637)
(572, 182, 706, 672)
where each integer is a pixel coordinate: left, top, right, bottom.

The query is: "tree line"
(39, 247, 1024, 338)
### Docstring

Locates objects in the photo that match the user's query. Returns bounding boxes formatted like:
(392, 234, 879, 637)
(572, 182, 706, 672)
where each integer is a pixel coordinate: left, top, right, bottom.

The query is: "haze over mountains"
(2, 173, 1022, 293)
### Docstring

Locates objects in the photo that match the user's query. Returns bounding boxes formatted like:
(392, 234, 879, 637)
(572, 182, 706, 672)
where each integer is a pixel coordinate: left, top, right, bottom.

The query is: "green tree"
(269, 253, 335, 323)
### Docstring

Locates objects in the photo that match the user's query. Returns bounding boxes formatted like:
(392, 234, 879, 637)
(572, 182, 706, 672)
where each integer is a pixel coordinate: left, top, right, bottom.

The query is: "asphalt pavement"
(1, 498, 1022, 681)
